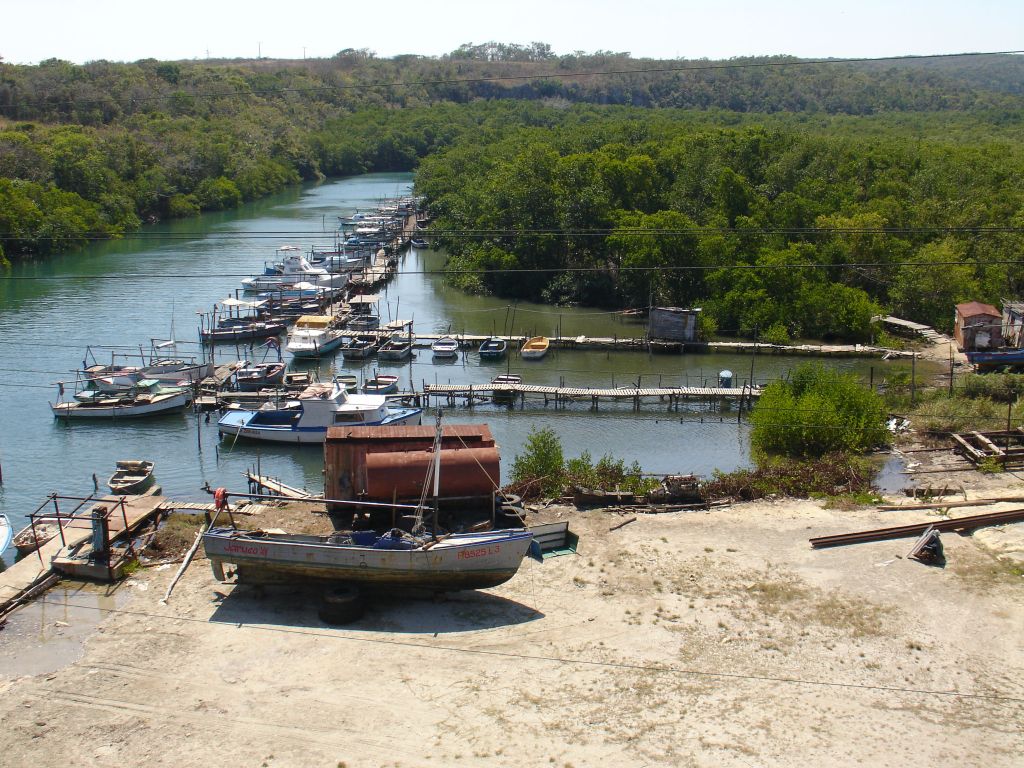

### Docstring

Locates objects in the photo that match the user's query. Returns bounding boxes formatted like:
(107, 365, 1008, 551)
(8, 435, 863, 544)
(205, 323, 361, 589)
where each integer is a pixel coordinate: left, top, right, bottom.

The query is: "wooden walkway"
(423, 382, 759, 410)
(0, 494, 166, 616)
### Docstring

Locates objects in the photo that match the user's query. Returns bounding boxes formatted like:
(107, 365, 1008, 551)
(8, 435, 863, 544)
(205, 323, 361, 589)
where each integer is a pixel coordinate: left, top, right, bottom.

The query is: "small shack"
(1001, 299, 1024, 349)
(954, 301, 1001, 351)
(647, 307, 701, 343)
(324, 425, 499, 515)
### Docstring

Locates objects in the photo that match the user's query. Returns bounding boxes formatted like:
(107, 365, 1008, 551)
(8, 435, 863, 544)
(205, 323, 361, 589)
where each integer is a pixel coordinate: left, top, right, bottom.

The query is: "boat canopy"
(295, 315, 335, 328)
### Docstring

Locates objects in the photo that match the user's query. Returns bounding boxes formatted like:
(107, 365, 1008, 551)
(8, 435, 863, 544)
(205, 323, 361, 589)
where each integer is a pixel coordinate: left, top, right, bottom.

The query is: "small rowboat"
(431, 336, 459, 359)
(479, 337, 507, 361)
(491, 373, 521, 403)
(12, 519, 60, 556)
(363, 374, 400, 395)
(521, 336, 550, 360)
(108, 459, 156, 495)
(334, 374, 359, 393)
(0, 514, 12, 554)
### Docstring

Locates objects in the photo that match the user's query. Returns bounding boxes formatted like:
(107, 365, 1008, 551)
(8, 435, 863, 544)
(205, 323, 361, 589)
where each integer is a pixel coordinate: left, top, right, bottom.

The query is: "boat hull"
(52, 391, 192, 419)
(286, 334, 347, 359)
(218, 407, 422, 443)
(966, 349, 1024, 368)
(203, 528, 534, 590)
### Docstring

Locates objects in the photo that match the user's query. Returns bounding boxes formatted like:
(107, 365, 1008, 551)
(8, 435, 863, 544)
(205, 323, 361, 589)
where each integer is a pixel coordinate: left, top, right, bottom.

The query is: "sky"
(4, 0, 1022, 65)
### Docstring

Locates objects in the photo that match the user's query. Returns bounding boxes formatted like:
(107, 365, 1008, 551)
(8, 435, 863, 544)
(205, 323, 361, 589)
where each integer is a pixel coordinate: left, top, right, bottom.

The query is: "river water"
(0, 172, 919, 562)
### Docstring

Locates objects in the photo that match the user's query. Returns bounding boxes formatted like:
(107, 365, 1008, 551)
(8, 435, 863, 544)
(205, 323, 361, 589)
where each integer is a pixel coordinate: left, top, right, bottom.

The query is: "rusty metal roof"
(955, 301, 1000, 318)
(326, 424, 494, 442)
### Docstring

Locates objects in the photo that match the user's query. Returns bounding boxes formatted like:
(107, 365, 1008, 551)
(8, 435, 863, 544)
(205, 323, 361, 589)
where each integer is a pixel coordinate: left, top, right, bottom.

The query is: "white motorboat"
(217, 382, 421, 444)
(241, 246, 348, 292)
(52, 379, 192, 419)
(285, 315, 348, 359)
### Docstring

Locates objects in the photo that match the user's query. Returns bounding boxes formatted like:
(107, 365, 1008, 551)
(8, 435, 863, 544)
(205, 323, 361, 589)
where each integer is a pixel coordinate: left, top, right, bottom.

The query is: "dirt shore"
(1, 480, 1021, 768)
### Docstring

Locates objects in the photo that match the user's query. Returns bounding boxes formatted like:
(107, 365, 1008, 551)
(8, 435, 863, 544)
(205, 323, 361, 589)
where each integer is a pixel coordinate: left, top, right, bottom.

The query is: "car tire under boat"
(319, 584, 364, 625)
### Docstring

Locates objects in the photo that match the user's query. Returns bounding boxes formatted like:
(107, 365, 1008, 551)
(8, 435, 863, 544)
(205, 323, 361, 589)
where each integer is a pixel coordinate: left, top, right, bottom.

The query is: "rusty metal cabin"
(954, 301, 1001, 351)
(324, 425, 499, 516)
(1001, 300, 1024, 349)
(647, 307, 701, 343)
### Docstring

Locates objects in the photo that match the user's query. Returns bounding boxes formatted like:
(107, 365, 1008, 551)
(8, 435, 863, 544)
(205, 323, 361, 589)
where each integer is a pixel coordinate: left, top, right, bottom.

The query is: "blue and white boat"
(0, 513, 12, 554)
(218, 382, 421, 444)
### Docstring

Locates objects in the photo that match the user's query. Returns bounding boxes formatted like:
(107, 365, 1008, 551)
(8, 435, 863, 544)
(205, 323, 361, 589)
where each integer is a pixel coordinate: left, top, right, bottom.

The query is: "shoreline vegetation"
(1, 47, 1023, 344)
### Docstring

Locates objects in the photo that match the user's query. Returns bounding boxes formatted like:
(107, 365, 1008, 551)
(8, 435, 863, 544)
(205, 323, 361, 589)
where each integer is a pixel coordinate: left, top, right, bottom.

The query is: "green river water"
(0, 172, 920, 563)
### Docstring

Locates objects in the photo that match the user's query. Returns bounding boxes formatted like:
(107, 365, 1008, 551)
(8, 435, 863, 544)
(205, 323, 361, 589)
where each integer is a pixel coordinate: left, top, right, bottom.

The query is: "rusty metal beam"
(810, 507, 1024, 549)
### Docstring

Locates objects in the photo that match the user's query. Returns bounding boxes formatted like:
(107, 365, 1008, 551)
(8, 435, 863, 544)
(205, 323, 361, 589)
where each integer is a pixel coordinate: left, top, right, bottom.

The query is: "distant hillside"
(2, 49, 1023, 126)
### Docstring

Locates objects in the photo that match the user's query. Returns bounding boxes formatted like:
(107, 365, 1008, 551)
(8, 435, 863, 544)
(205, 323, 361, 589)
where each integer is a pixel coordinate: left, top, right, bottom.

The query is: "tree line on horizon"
(1, 46, 1023, 340)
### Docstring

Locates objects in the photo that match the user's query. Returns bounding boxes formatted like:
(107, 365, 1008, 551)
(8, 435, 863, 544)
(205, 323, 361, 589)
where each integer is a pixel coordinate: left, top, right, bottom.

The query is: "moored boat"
(285, 315, 347, 359)
(12, 519, 60, 556)
(478, 337, 508, 361)
(363, 374, 400, 394)
(431, 336, 459, 358)
(0, 514, 12, 554)
(217, 382, 421, 444)
(378, 331, 414, 361)
(234, 362, 286, 392)
(520, 336, 550, 360)
(340, 334, 381, 360)
(108, 459, 156, 495)
(52, 380, 193, 419)
(490, 373, 522, 403)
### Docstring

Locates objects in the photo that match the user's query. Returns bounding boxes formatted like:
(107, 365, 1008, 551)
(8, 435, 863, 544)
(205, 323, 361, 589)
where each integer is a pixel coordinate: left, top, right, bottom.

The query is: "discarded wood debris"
(810, 507, 1024, 549)
(609, 516, 637, 532)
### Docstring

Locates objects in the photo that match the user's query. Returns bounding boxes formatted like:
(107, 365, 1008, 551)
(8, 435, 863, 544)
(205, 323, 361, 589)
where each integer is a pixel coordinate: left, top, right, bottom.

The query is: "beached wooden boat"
(204, 527, 535, 590)
(478, 337, 508, 361)
(204, 417, 536, 591)
(108, 459, 156, 495)
(520, 336, 550, 360)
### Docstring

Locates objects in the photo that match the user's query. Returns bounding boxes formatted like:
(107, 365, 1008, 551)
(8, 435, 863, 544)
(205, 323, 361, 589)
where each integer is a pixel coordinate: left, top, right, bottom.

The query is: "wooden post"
(911, 352, 917, 405)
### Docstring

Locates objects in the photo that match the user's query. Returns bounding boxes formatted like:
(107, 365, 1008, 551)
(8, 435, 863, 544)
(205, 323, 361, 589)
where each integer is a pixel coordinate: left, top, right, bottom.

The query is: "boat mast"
(431, 409, 442, 540)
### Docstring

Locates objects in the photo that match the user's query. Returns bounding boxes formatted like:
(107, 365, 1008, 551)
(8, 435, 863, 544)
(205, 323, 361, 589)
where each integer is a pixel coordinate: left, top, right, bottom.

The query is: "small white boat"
(108, 459, 156, 494)
(52, 380, 192, 419)
(0, 514, 12, 554)
(431, 337, 459, 358)
(217, 382, 421, 444)
(285, 315, 347, 359)
(521, 336, 550, 360)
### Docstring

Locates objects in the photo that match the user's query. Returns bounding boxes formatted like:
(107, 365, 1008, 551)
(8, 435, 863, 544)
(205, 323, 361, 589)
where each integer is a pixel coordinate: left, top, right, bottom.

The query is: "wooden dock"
(0, 494, 167, 617)
(423, 382, 760, 410)
(347, 330, 910, 359)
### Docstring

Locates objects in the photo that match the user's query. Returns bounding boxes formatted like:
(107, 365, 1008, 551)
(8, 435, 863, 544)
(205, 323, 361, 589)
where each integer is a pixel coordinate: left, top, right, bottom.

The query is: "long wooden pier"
(353, 330, 912, 359)
(423, 382, 760, 410)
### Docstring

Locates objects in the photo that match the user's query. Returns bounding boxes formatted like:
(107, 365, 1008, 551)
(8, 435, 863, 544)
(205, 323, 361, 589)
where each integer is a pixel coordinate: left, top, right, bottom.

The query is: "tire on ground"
(319, 584, 364, 625)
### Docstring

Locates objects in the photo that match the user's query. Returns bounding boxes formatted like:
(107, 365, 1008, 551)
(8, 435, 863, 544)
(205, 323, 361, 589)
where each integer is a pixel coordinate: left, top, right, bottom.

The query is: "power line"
(31, 596, 1024, 704)
(7, 259, 1024, 280)
(3, 49, 1022, 113)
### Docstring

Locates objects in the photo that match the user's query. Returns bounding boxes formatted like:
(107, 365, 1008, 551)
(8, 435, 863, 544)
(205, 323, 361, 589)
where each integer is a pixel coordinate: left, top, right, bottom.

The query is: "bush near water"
(750, 363, 890, 458)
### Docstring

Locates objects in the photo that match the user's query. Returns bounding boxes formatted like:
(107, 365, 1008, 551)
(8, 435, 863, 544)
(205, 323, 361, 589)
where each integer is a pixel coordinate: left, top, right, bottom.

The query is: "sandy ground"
(0, 478, 1022, 768)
